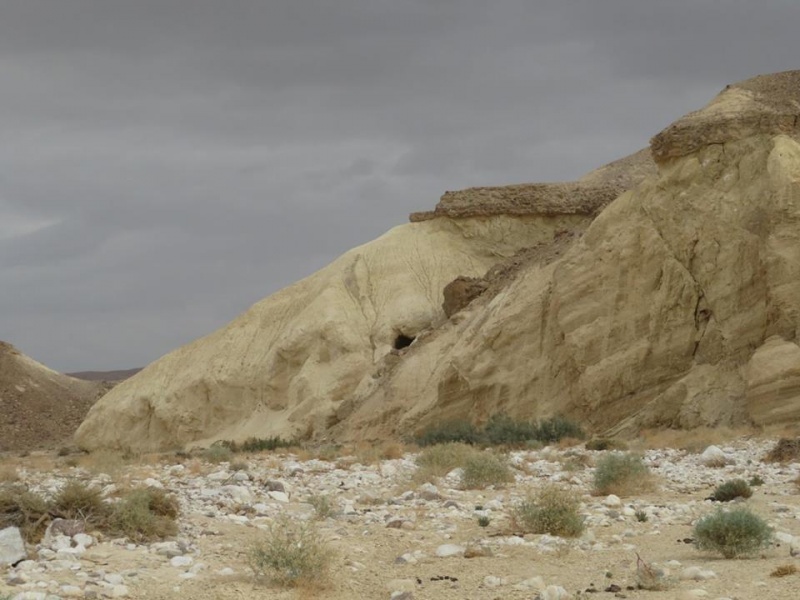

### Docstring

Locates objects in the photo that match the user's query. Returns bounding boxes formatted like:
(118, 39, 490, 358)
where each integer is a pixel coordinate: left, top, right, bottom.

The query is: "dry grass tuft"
(0, 484, 50, 542)
(592, 453, 655, 496)
(763, 438, 800, 463)
(413, 443, 476, 484)
(511, 485, 584, 537)
(250, 516, 333, 588)
(771, 564, 798, 578)
(0, 463, 20, 483)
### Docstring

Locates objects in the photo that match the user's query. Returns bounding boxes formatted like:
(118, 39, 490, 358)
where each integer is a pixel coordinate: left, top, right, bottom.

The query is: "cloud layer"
(1, 0, 796, 370)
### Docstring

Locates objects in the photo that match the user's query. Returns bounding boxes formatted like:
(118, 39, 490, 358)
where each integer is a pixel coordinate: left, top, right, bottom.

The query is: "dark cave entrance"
(393, 333, 415, 350)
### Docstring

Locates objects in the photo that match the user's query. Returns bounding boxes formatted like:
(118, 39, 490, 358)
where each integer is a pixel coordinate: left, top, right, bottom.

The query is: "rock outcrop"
(77, 70, 800, 452)
(0, 341, 104, 452)
(336, 70, 800, 441)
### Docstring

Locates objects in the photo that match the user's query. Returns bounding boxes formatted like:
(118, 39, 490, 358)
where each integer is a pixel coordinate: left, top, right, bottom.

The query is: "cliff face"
(75, 215, 594, 451)
(77, 70, 800, 452)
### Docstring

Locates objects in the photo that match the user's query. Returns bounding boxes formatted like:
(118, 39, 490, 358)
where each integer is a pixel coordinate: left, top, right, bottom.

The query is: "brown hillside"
(0, 341, 105, 453)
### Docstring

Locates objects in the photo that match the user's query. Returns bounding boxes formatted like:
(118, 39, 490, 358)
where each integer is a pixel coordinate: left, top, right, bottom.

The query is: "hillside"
(0, 341, 105, 453)
(77, 70, 800, 452)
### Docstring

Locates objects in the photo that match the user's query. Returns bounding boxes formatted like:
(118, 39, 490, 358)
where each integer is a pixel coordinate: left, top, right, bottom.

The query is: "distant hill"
(0, 341, 106, 453)
(67, 368, 142, 382)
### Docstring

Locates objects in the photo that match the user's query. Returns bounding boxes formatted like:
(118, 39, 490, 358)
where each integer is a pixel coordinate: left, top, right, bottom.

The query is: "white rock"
(217, 567, 235, 576)
(680, 566, 716, 581)
(111, 584, 130, 597)
(791, 537, 800, 557)
(60, 585, 83, 597)
(699, 446, 729, 466)
(267, 491, 289, 503)
(538, 584, 572, 600)
(513, 576, 545, 591)
(435, 544, 465, 558)
(105, 573, 124, 585)
(170, 555, 194, 568)
(207, 470, 229, 481)
(232, 471, 250, 482)
(483, 575, 505, 588)
(73, 533, 94, 548)
(143, 478, 164, 488)
(222, 485, 253, 504)
(602, 495, 622, 508)
(0, 526, 26, 566)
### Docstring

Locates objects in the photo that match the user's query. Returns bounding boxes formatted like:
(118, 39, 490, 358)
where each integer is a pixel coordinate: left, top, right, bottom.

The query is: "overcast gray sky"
(1, 1, 796, 372)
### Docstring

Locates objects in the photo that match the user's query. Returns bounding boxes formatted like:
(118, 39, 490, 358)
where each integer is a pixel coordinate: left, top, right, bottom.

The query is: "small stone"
(170, 555, 194, 568)
(435, 544, 465, 558)
(483, 575, 505, 588)
(217, 567, 235, 576)
(143, 478, 163, 488)
(73, 533, 94, 548)
(602, 495, 622, 508)
(390, 592, 414, 600)
(111, 584, 130, 597)
(267, 491, 289, 503)
(104, 573, 124, 585)
(418, 483, 441, 501)
(264, 480, 286, 493)
(464, 544, 492, 558)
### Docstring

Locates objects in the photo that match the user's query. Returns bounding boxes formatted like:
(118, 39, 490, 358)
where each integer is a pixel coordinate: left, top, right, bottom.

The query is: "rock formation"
(0, 341, 104, 452)
(77, 70, 800, 452)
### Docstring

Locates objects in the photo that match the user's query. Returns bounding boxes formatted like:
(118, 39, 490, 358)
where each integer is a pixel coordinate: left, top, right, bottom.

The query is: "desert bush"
(0, 484, 50, 542)
(763, 438, 800, 463)
(307, 494, 336, 520)
(108, 487, 179, 542)
(477, 515, 490, 527)
(534, 416, 585, 443)
(250, 517, 333, 587)
(593, 452, 652, 496)
(414, 442, 476, 482)
(635, 509, 648, 523)
(585, 438, 629, 452)
(52, 480, 108, 525)
(230, 460, 249, 472)
(461, 451, 513, 489)
(231, 436, 295, 453)
(414, 420, 481, 447)
(693, 507, 772, 558)
(203, 445, 233, 464)
(483, 414, 539, 446)
(712, 479, 753, 502)
(748, 475, 765, 487)
(511, 485, 584, 537)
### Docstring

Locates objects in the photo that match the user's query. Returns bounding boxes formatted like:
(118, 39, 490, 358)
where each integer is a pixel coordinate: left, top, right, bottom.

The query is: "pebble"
(435, 544, 465, 558)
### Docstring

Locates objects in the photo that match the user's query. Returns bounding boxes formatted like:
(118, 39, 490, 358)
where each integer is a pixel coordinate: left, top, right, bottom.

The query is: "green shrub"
(52, 480, 108, 525)
(414, 443, 476, 483)
(477, 515, 490, 527)
(230, 436, 295, 453)
(512, 485, 584, 537)
(250, 517, 333, 587)
(693, 507, 772, 558)
(414, 420, 481, 447)
(635, 509, 648, 523)
(593, 453, 653, 496)
(483, 414, 539, 446)
(108, 487, 179, 542)
(585, 438, 629, 452)
(203, 445, 233, 464)
(534, 416, 585, 443)
(712, 479, 753, 502)
(461, 452, 514, 489)
(748, 475, 765, 487)
(307, 494, 336, 520)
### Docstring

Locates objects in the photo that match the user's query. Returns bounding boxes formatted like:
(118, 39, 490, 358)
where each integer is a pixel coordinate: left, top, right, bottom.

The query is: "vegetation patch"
(711, 479, 753, 502)
(460, 451, 514, 489)
(414, 443, 476, 483)
(771, 564, 797, 577)
(307, 494, 337, 520)
(585, 438, 629, 452)
(592, 452, 653, 496)
(414, 414, 584, 448)
(693, 507, 772, 558)
(250, 517, 333, 588)
(511, 485, 584, 537)
(202, 445, 233, 464)
(1, 481, 179, 544)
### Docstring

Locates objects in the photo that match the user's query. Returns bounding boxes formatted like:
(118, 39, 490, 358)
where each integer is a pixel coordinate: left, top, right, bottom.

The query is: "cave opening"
(393, 333, 415, 350)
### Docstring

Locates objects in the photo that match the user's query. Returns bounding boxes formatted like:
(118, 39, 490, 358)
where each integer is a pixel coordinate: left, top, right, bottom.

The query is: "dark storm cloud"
(0, 0, 795, 370)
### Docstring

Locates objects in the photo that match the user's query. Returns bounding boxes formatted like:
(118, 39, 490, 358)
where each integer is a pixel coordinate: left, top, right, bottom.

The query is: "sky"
(1, 1, 797, 372)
